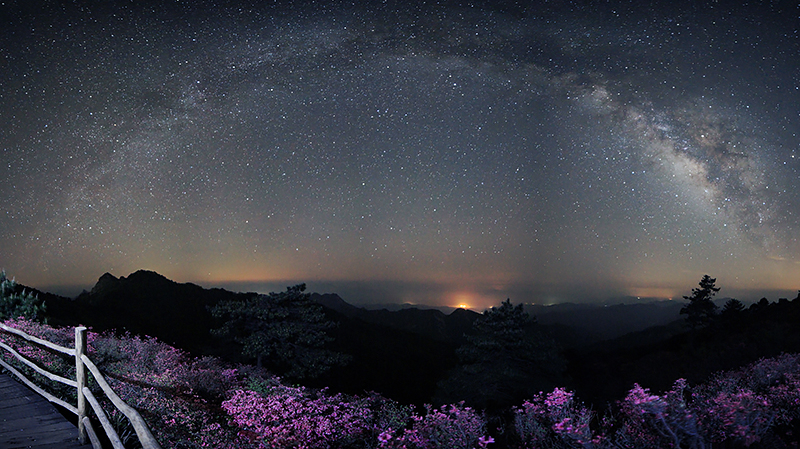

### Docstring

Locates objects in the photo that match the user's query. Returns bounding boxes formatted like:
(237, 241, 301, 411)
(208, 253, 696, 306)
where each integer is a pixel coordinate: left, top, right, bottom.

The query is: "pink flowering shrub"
(698, 390, 774, 445)
(697, 353, 800, 424)
(4, 318, 800, 449)
(691, 353, 800, 446)
(223, 385, 376, 448)
(111, 380, 256, 449)
(615, 355, 800, 448)
(514, 355, 800, 449)
(377, 402, 492, 449)
(2, 317, 75, 345)
(514, 388, 605, 449)
(222, 388, 493, 449)
(1, 318, 77, 399)
(90, 332, 242, 399)
(1, 319, 259, 448)
(219, 382, 493, 449)
(616, 379, 704, 448)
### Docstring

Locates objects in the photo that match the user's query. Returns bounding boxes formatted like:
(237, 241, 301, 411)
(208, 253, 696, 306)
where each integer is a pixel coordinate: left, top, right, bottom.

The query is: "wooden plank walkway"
(0, 373, 87, 448)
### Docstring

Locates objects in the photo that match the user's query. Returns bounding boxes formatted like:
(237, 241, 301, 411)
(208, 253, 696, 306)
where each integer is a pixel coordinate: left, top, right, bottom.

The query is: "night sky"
(2, 0, 799, 308)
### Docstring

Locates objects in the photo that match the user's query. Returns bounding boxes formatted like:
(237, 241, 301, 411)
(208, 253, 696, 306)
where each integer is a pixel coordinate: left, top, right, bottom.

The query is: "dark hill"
(314, 306, 461, 404)
(307, 293, 482, 402)
(311, 293, 479, 344)
(26, 271, 476, 404)
(527, 301, 684, 343)
(71, 270, 256, 353)
(312, 292, 359, 315)
(568, 295, 800, 408)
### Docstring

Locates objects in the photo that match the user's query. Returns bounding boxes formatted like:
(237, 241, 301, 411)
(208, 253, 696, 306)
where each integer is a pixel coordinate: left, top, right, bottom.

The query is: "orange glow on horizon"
(626, 286, 678, 300)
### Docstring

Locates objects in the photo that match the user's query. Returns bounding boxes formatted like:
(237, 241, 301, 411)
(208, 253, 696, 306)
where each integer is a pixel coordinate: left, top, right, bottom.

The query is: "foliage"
(616, 357, 799, 448)
(1, 318, 256, 448)
(514, 388, 603, 449)
(0, 270, 46, 322)
(222, 385, 413, 448)
(2, 317, 800, 448)
(377, 403, 492, 449)
(510, 354, 800, 448)
(720, 298, 745, 316)
(616, 379, 705, 448)
(680, 275, 720, 329)
(437, 299, 564, 411)
(211, 283, 350, 379)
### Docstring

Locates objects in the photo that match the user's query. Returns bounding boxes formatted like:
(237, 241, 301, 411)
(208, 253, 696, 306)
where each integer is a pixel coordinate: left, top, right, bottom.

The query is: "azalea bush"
(224, 386, 392, 448)
(615, 379, 705, 448)
(2, 317, 800, 448)
(372, 402, 491, 449)
(514, 387, 605, 449)
(0, 318, 78, 401)
(221, 379, 494, 449)
(0, 318, 488, 448)
(0, 318, 258, 448)
(692, 353, 800, 446)
(513, 356, 800, 449)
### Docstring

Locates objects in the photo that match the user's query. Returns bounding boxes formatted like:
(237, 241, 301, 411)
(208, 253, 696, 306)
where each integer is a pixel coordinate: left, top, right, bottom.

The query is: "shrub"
(4, 317, 800, 449)
(616, 379, 703, 448)
(0, 271, 47, 322)
(378, 402, 492, 449)
(514, 388, 605, 449)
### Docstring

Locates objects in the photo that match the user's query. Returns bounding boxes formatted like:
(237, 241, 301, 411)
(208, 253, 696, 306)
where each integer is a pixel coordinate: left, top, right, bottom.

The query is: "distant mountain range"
(30, 269, 693, 347)
(72, 270, 255, 353)
(12, 269, 800, 407)
(19, 270, 475, 402)
(528, 301, 684, 342)
(311, 292, 478, 344)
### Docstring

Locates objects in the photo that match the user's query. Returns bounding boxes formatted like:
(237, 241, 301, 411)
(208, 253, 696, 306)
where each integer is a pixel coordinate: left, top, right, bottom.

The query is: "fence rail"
(0, 322, 162, 449)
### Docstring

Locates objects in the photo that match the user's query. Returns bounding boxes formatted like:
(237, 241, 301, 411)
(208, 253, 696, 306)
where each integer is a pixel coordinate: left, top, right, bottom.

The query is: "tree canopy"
(435, 299, 564, 412)
(720, 298, 745, 317)
(680, 274, 720, 329)
(210, 284, 349, 379)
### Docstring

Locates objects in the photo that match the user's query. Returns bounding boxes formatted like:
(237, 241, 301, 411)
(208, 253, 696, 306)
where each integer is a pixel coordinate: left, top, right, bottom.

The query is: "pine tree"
(680, 275, 720, 329)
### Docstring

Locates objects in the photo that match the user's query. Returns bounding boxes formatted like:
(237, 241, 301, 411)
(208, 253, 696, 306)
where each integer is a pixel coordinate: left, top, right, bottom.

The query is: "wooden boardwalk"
(0, 373, 87, 449)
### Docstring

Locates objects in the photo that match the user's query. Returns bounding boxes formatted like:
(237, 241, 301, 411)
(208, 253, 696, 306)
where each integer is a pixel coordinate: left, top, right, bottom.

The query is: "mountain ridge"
(10, 269, 800, 408)
(20, 269, 700, 348)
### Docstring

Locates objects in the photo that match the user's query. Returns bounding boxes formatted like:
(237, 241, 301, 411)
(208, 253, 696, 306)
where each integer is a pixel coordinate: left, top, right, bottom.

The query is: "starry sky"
(1, 0, 799, 308)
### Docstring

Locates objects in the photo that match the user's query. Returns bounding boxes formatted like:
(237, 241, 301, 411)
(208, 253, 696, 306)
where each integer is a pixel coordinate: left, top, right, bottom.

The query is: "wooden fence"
(0, 323, 162, 449)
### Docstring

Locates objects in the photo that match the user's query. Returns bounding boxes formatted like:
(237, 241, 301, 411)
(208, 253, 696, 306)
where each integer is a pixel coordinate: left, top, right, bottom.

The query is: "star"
(1, 0, 798, 306)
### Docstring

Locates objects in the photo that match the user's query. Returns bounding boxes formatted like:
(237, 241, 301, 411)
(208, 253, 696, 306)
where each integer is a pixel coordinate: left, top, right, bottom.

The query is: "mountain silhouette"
(70, 270, 255, 353)
(311, 293, 479, 344)
(36, 271, 475, 403)
(527, 301, 685, 343)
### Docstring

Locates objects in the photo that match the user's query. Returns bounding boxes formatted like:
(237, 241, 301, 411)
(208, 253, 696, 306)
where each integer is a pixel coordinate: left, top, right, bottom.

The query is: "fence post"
(75, 326, 88, 445)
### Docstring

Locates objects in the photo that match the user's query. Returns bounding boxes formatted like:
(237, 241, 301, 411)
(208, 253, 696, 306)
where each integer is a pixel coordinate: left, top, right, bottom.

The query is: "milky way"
(1, 1, 798, 306)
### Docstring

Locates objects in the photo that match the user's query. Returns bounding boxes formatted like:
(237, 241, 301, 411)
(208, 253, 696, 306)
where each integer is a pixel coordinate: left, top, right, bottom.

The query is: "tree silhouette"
(720, 298, 745, 317)
(718, 298, 746, 330)
(211, 284, 349, 379)
(680, 275, 720, 329)
(435, 299, 564, 412)
(749, 297, 771, 313)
